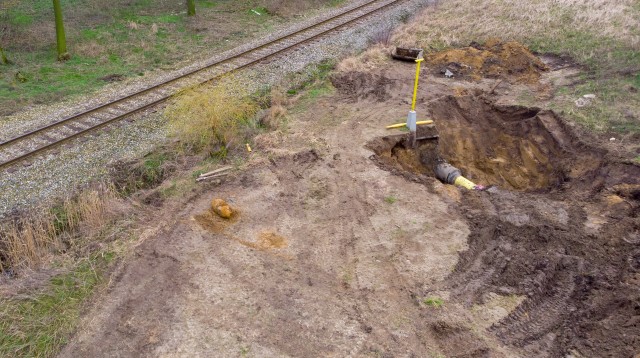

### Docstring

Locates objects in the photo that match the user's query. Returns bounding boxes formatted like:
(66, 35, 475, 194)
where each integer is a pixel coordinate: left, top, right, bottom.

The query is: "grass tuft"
(423, 297, 444, 308)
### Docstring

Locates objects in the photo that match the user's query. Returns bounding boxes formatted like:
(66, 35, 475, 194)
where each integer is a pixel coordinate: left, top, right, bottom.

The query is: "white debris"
(575, 98, 589, 107)
(444, 69, 454, 78)
(583, 94, 596, 99)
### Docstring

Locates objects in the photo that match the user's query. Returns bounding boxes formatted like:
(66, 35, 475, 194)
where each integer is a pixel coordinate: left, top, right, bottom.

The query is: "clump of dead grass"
(0, 186, 123, 272)
(336, 44, 391, 72)
(260, 87, 290, 129)
(165, 78, 259, 155)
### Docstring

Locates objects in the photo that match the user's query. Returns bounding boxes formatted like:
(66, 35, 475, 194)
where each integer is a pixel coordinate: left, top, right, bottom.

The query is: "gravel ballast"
(0, 0, 432, 217)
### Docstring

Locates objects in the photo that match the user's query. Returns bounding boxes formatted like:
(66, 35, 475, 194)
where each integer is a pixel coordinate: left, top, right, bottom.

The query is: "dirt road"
(60, 50, 639, 357)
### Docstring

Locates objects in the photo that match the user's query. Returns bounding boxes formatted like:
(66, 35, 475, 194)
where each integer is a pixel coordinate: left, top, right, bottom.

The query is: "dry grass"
(165, 78, 259, 154)
(263, 0, 344, 17)
(73, 40, 107, 58)
(392, 0, 639, 71)
(0, 186, 122, 272)
(260, 87, 289, 129)
(336, 44, 392, 72)
(369, 24, 394, 47)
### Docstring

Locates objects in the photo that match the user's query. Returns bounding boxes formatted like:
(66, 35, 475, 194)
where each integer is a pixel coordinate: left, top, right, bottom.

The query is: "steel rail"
(0, 0, 405, 170)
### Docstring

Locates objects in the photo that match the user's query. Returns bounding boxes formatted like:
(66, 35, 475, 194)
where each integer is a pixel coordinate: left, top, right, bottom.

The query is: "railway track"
(0, 0, 406, 171)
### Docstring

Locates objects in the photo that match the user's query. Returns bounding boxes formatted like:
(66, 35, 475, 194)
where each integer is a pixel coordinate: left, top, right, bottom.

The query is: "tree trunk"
(187, 0, 196, 16)
(52, 0, 70, 61)
(0, 46, 8, 65)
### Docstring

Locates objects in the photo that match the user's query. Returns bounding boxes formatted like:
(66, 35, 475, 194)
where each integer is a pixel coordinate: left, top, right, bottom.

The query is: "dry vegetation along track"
(0, 0, 405, 172)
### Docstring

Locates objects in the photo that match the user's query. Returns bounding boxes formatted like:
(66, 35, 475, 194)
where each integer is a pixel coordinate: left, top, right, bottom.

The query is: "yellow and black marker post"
(407, 58, 423, 147)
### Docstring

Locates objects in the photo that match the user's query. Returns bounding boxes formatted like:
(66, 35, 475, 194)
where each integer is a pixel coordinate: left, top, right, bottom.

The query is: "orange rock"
(211, 198, 227, 209)
(211, 198, 233, 219)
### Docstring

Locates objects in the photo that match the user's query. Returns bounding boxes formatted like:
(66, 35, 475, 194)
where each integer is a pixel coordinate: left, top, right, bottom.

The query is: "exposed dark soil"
(368, 94, 640, 357)
(426, 39, 549, 83)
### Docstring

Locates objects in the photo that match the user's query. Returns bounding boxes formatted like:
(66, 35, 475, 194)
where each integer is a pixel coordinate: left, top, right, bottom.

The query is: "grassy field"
(0, 253, 114, 357)
(0, 0, 344, 116)
(392, 0, 640, 134)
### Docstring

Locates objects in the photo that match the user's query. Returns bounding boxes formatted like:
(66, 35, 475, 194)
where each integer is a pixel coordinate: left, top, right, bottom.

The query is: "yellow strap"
(386, 120, 433, 129)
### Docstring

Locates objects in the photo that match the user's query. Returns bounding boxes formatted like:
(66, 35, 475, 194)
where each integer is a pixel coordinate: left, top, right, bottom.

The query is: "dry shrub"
(260, 87, 289, 129)
(369, 25, 394, 46)
(0, 186, 122, 272)
(336, 44, 391, 72)
(165, 78, 259, 154)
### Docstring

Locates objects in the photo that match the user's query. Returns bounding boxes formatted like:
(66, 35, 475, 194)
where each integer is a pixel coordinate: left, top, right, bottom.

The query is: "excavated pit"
(368, 94, 640, 357)
(368, 95, 601, 192)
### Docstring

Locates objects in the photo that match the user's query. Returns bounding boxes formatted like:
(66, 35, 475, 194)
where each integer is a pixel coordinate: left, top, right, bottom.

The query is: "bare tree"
(52, 0, 70, 61)
(187, 0, 195, 16)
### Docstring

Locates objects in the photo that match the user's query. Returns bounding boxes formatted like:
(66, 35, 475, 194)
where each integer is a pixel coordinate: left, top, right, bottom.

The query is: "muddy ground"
(60, 46, 639, 357)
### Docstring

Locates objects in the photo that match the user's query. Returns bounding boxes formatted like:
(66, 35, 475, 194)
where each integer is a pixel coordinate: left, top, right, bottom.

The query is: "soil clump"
(425, 39, 549, 83)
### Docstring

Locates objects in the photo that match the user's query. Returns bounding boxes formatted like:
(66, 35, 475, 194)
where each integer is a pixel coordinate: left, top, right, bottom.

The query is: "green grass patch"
(199, 0, 219, 9)
(142, 153, 168, 185)
(552, 76, 640, 133)
(384, 196, 397, 204)
(249, 7, 270, 16)
(329, 0, 346, 6)
(423, 297, 444, 308)
(0, 253, 114, 357)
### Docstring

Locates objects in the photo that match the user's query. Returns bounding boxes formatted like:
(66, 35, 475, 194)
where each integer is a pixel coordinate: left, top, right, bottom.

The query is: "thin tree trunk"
(0, 46, 8, 65)
(187, 0, 196, 16)
(52, 0, 70, 61)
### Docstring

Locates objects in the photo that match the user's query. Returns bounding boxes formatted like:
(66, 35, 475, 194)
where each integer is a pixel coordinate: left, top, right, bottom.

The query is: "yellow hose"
(454, 176, 477, 190)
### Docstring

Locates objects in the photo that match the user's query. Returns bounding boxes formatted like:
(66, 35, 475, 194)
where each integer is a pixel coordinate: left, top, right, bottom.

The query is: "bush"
(165, 78, 259, 155)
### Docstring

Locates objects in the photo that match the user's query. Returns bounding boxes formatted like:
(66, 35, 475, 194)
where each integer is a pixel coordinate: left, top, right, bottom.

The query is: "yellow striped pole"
(411, 58, 424, 111)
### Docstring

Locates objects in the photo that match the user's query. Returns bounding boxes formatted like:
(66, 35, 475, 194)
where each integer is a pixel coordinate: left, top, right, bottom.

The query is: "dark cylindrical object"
(434, 162, 461, 184)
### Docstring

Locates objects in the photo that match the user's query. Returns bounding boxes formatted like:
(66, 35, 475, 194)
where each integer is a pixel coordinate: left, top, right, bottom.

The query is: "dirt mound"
(426, 39, 549, 83)
(368, 93, 640, 357)
(331, 71, 396, 102)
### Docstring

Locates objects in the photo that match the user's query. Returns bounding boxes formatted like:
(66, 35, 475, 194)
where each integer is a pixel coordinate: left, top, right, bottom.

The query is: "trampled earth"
(60, 45, 640, 357)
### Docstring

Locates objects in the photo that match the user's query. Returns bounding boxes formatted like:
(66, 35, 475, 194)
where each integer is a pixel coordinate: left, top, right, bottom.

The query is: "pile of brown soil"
(425, 39, 549, 83)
